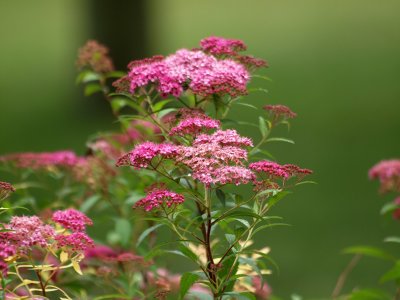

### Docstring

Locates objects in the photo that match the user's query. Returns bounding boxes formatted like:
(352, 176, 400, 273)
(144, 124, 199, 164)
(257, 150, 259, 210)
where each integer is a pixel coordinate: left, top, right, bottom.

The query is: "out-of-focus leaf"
(153, 99, 173, 112)
(222, 292, 256, 300)
(258, 116, 268, 138)
(384, 236, 400, 243)
(80, 195, 100, 213)
(216, 189, 226, 207)
(76, 70, 100, 84)
(348, 288, 391, 300)
(84, 83, 103, 96)
(115, 218, 131, 247)
(266, 137, 295, 144)
(380, 261, 400, 283)
(236, 102, 258, 110)
(179, 272, 200, 300)
(105, 71, 126, 78)
(343, 246, 395, 261)
(136, 224, 164, 247)
(380, 201, 400, 215)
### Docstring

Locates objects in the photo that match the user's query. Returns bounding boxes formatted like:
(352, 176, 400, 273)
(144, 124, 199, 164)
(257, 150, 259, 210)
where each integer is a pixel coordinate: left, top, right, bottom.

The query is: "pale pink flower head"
(1, 151, 80, 170)
(6, 216, 55, 249)
(194, 129, 253, 148)
(0, 181, 15, 200)
(169, 113, 220, 136)
(77, 40, 114, 73)
(55, 232, 94, 252)
(213, 166, 255, 186)
(369, 159, 400, 193)
(200, 36, 247, 56)
(134, 187, 184, 212)
(116, 142, 178, 169)
(52, 209, 93, 232)
(237, 55, 268, 71)
(0, 242, 16, 276)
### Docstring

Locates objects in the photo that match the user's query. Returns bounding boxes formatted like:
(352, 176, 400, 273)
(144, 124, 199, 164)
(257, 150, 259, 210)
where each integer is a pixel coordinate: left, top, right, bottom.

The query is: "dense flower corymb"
(55, 232, 94, 252)
(128, 48, 250, 98)
(200, 36, 247, 56)
(116, 142, 178, 169)
(135, 188, 185, 211)
(52, 209, 93, 232)
(263, 104, 297, 119)
(369, 159, 400, 193)
(77, 40, 114, 73)
(1, 151, 80, 169)
(169, 113, 221, 136)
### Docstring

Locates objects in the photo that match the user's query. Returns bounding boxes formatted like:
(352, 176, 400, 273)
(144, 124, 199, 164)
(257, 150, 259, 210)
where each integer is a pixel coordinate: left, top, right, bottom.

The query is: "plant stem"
(331, 254, 361, 298)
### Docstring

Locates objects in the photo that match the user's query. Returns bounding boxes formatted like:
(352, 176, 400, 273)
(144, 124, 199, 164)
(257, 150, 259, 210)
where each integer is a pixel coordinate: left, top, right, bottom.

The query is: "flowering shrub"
(1, 37, 313, 299)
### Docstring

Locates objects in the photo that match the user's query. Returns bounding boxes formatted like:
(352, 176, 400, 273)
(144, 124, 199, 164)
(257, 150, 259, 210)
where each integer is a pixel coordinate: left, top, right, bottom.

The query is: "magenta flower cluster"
(135, 188, 185, 211)
(52, 209, 93, 232)
(1, 151, 81, 169)
(128, 43, 250, 97)
(263, 104, 297, 120)
(0, 181, 15, 200)
(169, 112, 221, 136)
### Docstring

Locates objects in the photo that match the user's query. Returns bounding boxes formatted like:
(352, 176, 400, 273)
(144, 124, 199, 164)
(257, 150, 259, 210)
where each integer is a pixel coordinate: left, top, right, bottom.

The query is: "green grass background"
(1, 1, 400, 298)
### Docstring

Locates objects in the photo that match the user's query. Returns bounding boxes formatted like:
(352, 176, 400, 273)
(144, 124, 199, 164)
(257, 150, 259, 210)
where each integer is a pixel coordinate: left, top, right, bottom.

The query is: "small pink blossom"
(0, 181, 15, 200)
(169, 115, 220, 136)
(213, 166, 255, 186)
(55, 232, 94, 252)
(134, 188, 184, 212)
(77, 40, 114, 73)
(200, 36, 247, 56)
(5, 216, 55, 248)
(194, 129, 253, 148)
(1, 151, 80, 169)
(52, 209, 93, 232)
(116, 142, 178, 169)
(249, 161, 290, 179)
(263, 104, 297, 119)
(369, 159, 400, 193)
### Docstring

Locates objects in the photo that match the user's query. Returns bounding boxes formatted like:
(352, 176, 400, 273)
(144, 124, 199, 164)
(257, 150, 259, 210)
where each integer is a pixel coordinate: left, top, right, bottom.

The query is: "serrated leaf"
(343, 246, 395, 261)
(179, 272, 200, 299)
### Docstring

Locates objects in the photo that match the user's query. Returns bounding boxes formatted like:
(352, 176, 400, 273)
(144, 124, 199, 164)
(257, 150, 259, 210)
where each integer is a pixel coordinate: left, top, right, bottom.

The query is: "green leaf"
(157, 108, 177, 119)
(236, 102, 258, 110)
(178, 244, 199, 263)
(265, 191, 290, 209)
(380, 261, 400, 283)
(384, 236, 400, 243)
(179, 273, 200, 300)
(380, 201, 400, 215)
(105, 71, 126, 78)
(348, 288, 391, 300)
(84, 83, 103, 96)
(115, 218, 131, 247)
(258, 116, 268, 138)
(216, 189, 226, 207)
(153, 99, 173, 112)
(76, 70, 100, 84)
(266, 137, 295, 144)
(136, 224, 164, 247)
(80, 194, 100, 213)
(222, 292, 256, 300)
(343, 246, 395, 261)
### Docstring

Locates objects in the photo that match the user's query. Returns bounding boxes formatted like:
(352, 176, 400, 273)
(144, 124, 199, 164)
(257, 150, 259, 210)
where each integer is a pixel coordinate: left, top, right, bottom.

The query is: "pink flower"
(52, 209, 93, 232)
(84, 244, 118, 260)
(263, 104, 297, 119)
(194, 129, 253, 148)
(127, 48, 250, 98)
(116, 142, 178, 169)
(169, 115, 220, 136)
(55, 232, 94, 252)
(200, 36, 247, 56)
(5, 216, 55, 248)
(0, 181, 15, 200)
(134, 188, 184, 212)
(369, 159, 400, 193)
(249, 161, 290, 178)
(76, 40, 114, 73)
(0, 242, 16, 276)
(213, 166, 255, 186)
(237, 55, 268, 70)
(1, 151, 80, 169)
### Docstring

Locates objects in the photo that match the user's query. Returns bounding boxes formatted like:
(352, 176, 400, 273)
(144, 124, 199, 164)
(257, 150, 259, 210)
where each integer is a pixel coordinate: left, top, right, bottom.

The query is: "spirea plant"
(1, 37, 313, 299)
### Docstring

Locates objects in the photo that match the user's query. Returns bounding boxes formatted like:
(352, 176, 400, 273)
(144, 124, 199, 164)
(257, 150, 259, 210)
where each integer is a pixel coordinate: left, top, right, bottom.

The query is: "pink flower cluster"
(194, 129, 253, 148)
(135, 188, 185, 211)
(116, 142, 178, 169)
(0, 242, 16, 276)
(1, 151, 81, 170)
(264, 104, 297, 120)
(250, 160, 312, 180)
(0, 181, 15, 200)
(200, 36, 247, 56)
(169, 111, 221, 136)
(77, 40, 114, 73)
(369, 159, 400, 193)
(52, 209, 93, 232)
(55, 232, 94, 252)
(128, 48, 249, 98)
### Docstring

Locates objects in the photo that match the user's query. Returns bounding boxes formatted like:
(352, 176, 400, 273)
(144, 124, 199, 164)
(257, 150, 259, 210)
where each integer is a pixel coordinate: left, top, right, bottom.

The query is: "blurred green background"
(1, 0, 400, 298)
